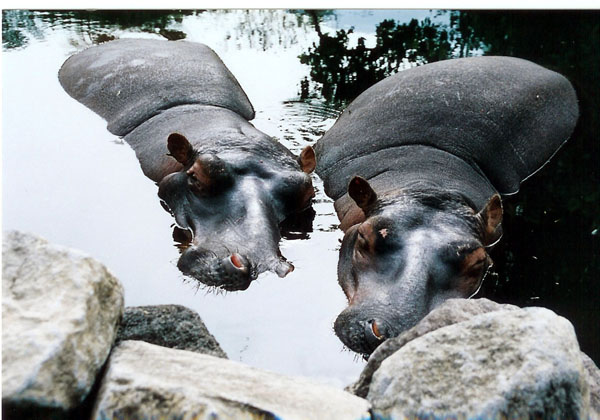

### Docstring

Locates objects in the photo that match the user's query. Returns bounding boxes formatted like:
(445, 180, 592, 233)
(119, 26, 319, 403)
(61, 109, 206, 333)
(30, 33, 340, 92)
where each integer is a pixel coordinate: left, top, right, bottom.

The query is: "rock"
(582, 353, 600, 417)
(367, 306, 591, 419)
(115, 304, 227, 358)
(2, 231, 124, 417)
(350, 298, 519, 397)
(93, 340, 371, 420)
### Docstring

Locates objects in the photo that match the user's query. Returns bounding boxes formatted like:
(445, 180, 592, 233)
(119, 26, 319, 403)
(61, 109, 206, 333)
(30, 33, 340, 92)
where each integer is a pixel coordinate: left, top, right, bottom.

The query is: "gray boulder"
(93, 340, 371, 420)
(115, 304, 227, 358)
(350, 298, 520, 397)
(367, 306, 591, 419)
(581, 353, 600, 418)
(2, 230, 124, 417)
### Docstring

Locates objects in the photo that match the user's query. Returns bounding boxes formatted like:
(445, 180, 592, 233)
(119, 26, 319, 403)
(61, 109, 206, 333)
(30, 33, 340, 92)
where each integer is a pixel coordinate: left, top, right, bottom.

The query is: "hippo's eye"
(187, 174, 209, 195)
(187, 176, 201, 190)
(356, 231, 369, 250)
(453, 246, 490, 295)
(469, 257, 486, 270)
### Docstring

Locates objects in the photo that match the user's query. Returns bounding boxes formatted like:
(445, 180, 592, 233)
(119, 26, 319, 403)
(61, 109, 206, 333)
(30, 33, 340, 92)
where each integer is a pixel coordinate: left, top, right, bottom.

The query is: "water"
(3, 9, 598, 384)
(2, 9, 397, 387)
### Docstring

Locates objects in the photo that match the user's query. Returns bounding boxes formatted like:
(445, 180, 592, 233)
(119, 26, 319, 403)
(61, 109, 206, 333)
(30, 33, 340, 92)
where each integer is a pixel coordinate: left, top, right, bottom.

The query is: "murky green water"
(3, 9, 598, 380)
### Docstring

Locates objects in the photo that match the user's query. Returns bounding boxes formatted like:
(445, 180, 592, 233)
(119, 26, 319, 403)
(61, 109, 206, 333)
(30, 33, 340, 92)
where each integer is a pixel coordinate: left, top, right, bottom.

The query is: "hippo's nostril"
(274, 260, 294, 278)
(364, 318, 388, 351)
(230, 253, 244, 269)
(225, 253, 249, 275)
(370, 319, 384, 340)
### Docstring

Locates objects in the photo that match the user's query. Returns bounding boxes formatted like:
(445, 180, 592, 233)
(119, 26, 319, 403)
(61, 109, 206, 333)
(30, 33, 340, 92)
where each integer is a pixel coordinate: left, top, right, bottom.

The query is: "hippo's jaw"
(333, 197, 493, 356)
(176, 240, 294, 292)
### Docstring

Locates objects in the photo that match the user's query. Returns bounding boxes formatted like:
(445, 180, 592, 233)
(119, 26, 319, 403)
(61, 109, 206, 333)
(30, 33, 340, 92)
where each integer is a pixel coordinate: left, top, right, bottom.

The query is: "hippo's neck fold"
(333, 145, 498, 230)
(123, 104, 297, 183)
(368, 145, 497, 209)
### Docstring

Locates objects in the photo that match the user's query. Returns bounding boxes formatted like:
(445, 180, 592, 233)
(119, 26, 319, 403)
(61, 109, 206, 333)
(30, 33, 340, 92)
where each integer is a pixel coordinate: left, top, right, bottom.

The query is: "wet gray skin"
(315, 56, 579, 357)
(59, 39, 316, 291)
(157, 134, 315, 291)
(333, 186, 495, 356)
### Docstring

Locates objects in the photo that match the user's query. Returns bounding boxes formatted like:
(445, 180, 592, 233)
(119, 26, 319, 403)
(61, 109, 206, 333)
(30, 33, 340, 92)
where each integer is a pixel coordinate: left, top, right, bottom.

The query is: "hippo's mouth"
(177, 247, 258, 291)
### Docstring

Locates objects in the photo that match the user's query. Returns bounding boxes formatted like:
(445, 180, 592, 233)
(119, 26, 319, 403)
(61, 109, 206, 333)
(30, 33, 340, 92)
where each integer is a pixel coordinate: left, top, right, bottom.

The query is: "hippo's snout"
(334, 307, 394, 356)
(177, 247, 256, 291)
(274, 260, 294, 278)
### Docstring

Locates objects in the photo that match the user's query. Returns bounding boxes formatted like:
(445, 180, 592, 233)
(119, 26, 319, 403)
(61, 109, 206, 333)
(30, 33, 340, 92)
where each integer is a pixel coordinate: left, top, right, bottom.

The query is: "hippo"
(59, 39, 316, 291)
(314, 56, 579, 356)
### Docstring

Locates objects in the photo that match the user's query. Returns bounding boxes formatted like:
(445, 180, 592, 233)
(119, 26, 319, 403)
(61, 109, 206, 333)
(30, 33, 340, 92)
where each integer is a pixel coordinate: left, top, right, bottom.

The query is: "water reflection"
(2, 11, 32, 49)
(226, 9, 310, 51)
(2, 10, 194, 49)
(2, 10, 316, 51)
(300, 10, 455, 102)
(279, 100, 341, 144)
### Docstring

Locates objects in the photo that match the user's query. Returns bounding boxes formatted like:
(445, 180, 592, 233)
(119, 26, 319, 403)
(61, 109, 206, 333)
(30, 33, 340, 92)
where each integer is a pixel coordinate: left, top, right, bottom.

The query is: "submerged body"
(60, 39, 315, 291)
(315, 56, 578, 356)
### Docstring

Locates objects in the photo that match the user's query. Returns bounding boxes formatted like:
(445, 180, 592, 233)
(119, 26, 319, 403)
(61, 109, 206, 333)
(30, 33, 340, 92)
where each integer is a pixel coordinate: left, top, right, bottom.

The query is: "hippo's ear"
(479, 194, 503, 246)
(298, 146, 316, 174)
(348, 176, 377, 212)
(167, 133, 195, 166)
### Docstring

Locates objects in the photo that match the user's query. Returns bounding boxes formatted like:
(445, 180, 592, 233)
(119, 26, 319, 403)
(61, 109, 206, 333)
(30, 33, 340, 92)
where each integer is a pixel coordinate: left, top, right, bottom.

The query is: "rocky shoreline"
(3, 230, 599, 419)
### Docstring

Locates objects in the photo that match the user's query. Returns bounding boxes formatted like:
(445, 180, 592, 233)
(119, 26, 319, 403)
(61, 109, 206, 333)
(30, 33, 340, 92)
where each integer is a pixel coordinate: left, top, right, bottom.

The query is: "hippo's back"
(59, 39, 255, 136)
(315, 56, 578, 199)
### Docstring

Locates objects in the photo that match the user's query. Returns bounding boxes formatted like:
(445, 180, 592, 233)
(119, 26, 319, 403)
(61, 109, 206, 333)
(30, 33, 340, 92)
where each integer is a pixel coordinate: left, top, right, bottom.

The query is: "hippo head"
(157, 133, 315, 291)
(334, 177, 502, 356)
